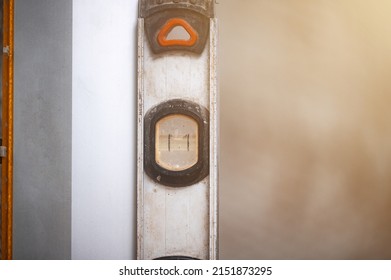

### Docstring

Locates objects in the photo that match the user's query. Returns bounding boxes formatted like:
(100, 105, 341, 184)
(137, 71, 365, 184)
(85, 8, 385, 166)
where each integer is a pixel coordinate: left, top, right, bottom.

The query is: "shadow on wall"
(218, 0, 391, 259)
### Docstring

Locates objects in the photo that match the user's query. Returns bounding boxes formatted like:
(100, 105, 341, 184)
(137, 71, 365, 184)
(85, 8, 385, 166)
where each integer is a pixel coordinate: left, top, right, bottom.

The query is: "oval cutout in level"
(155, 114, 199, 172)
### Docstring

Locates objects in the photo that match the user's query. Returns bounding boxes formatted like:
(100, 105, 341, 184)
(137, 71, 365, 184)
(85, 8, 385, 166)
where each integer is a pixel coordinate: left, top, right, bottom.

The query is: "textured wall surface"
(218, 0, 391, 259)
(13, 0, 72, 259)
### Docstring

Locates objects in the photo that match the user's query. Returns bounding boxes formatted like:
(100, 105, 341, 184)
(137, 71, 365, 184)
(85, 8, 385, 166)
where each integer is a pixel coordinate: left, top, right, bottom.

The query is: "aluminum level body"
(137, 0, 218, 260)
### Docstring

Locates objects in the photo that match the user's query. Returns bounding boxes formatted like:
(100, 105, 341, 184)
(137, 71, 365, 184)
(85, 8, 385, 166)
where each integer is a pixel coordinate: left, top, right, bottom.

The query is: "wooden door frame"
(1, 0, 13, 260)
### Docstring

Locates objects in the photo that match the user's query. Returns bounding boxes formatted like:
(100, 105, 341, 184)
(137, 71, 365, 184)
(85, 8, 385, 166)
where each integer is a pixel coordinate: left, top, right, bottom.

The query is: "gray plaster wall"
(13, 0, 72, 259)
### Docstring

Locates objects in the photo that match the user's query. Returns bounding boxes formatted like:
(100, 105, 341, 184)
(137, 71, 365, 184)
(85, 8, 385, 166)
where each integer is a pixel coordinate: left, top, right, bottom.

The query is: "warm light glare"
(219, 0, 391, 259)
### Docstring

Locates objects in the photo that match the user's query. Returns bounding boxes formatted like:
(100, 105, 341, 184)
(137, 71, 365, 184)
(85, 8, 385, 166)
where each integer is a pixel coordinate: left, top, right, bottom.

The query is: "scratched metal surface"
(137, 19, 217, 260)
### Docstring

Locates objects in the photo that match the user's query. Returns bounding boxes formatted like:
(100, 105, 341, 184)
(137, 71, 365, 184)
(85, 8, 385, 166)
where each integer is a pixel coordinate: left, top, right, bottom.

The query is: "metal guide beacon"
(137, 0, 218, 260)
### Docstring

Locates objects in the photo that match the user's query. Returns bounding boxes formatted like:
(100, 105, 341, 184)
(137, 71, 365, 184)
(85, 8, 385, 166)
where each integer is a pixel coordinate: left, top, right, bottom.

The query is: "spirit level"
(137, 0, 218, 260)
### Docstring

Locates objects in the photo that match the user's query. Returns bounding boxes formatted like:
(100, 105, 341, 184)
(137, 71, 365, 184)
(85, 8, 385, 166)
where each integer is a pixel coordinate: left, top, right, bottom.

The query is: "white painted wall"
(72, 0, 138, 259)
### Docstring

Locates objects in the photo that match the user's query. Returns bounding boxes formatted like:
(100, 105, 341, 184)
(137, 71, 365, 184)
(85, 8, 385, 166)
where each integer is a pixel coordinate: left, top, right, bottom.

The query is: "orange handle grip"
(157, 18, 198, 47)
